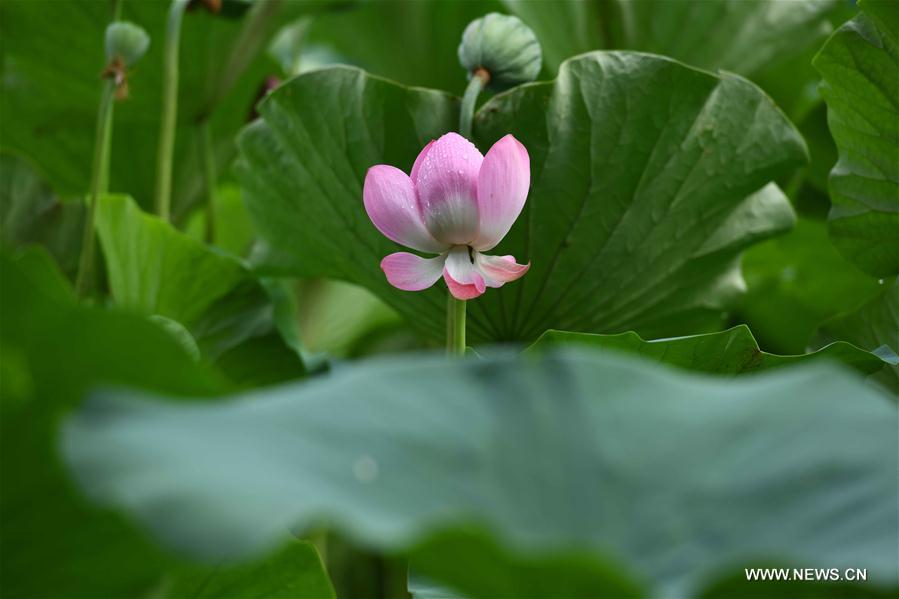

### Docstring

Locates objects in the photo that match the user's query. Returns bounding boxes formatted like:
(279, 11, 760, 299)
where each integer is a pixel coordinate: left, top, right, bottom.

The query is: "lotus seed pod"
(105, 21, 150, 67)
(457, 13, 542, 91)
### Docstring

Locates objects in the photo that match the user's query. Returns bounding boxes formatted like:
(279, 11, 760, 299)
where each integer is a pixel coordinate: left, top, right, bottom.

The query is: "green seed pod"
(105, 21, 150, 67)
(457, 13, 542, 91)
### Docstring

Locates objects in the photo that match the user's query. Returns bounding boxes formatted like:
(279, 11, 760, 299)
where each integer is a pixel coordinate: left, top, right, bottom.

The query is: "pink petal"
(410, 139, 435, 183)
(444, 270, 485, 300)
(381, 252, 446, 291)
(364, 165, 448, 253)
(413, 132, 484, 245)
(475, 253, 530, 288)
(473, 135, 530, 251)
(444, 246, 486, 292)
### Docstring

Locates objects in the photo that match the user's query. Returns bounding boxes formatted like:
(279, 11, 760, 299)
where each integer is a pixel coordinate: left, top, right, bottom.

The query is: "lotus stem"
(154, 0, 189, 222)
(459, 68, 488, 139)
(445, 68, 490, 354)
(446, 295, 467, 356)
(75, 79, 116, 298)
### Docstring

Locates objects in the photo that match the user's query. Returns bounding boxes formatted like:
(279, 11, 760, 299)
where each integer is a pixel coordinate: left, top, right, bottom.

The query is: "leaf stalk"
(446, 68, 489, 354)
(75, 79, 116, 297)
(154, 0, 190, 222)
(459, 68, 488, 139)
(446, 295, 467, 356)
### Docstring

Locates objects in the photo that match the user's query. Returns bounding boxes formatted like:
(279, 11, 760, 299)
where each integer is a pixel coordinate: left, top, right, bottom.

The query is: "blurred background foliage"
(2, 0, 887, 355)
(1, 0, 897, 597)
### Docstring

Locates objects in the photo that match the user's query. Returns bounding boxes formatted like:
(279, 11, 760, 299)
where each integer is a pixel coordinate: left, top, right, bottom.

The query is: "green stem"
(199, 120, 216, 243)
(446, 69, 488, 355)
(98, 87, 114, 194)
(446, 295, 466, 356)
(459, 68, 488, 138)
(75, 79, 116, 298)
(154, 0, 189, 222)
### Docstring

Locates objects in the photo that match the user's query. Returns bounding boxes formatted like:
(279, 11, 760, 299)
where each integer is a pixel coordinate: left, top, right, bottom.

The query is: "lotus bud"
(105, 21, 150, 67)
(457, 13, 542, 91)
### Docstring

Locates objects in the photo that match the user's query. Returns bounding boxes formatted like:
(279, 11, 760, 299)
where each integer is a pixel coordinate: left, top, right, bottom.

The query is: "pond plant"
(1, 1, 897, 598)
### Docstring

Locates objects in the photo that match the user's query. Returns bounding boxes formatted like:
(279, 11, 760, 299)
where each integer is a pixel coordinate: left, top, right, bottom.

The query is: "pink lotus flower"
(364, 132, 530, 300)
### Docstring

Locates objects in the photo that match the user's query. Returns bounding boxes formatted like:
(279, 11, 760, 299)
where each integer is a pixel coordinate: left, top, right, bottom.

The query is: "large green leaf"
(825, 279, 899, 352)
(0, 0, 319, 220)
(64, 349, 898, 598)
(821, 278, 899, 392)
(612, 0, 838, 76)
(236, 53, 806, 343)
(96, 194, 245, 324)
(529, 324, 890, 381)
(235, 65, 458, 339)
(185, 182, 258, 257)
(735, 217, 882, 354)
(813, 0, 899, 277)
(502, 0, 839, 75)
(501, 0, 845, 165)
(473, 55, 804, 342)
(95, 194, 306, 381)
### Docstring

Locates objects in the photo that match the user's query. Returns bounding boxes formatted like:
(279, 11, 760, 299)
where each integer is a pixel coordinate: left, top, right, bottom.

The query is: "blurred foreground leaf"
(814, 0, 899, 277)
(0, 249, 333, 597)
(1, 249, 226, 402)
(64, 349, 897, 597)
(237, 53, 805, 343)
